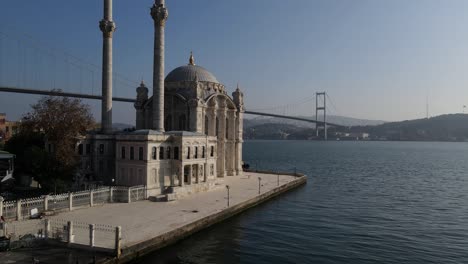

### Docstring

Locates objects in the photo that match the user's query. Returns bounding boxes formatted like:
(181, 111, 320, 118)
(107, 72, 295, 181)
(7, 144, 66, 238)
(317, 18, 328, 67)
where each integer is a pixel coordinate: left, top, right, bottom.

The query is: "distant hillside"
(244, 115, 385, 129)
(350, 114, 468, 141)
(245, 114, 468, 141)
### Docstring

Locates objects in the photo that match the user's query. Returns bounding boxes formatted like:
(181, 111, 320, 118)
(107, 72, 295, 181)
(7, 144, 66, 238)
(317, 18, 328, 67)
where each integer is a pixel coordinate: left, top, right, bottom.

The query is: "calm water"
(136, 141, 468, 264)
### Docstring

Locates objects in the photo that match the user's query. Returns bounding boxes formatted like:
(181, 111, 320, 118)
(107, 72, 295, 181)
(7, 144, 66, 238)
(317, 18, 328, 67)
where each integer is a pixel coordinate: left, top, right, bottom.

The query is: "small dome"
(165, 64, 219, 83)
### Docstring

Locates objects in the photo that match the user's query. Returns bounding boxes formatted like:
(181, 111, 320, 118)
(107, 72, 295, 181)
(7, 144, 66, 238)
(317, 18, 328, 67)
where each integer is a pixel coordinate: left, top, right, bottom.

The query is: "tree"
(8, 94, 94, 191)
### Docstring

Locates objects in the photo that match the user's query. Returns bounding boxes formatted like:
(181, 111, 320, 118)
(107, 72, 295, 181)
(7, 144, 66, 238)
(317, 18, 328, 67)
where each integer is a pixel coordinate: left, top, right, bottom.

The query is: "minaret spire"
(99, 0, 116, 134)
(151, 0, 169, 132)
(189, 51, 195, 65)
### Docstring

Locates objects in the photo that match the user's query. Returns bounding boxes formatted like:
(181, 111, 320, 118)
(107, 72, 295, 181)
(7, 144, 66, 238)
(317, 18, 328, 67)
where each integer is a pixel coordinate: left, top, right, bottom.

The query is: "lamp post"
(226, 185, 230, 207)
(258, 177, 261, 194)
(277, 171, 279, 186)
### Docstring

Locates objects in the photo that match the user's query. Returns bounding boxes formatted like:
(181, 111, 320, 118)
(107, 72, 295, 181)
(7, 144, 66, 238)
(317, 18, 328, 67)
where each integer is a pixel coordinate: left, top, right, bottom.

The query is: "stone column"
(16, 200, 21, 221)
(90, 189, 94, 207)
(67, 221, 74, 244)
(99, 0, 116, 134)
(233, 87, 244, 176)
(226, 110, 236, 176)
(235, 109, 244, 176)
(208, 108, 216, 136)
(69, 192, 73, 211)
(188, 165, 193, 185)
(180, 165, 185, 187)
(109, 186, 114, 203)
(189, 99, 203, 133)
(89, 224, 95, 247)
(217, 100, 227, 177)
(44, 195, 49, 211)
(0, 196, 3, 218)
(151, 0, 169, 131)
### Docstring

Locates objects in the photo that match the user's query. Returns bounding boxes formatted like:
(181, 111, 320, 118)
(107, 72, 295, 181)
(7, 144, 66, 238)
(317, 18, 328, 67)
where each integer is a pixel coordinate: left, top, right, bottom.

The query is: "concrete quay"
(47, 171, 306, 263)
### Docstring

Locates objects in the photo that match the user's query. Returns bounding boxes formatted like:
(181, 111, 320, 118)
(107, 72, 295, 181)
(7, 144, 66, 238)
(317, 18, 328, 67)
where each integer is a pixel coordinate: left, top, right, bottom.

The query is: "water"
(136, 141, 468, 264)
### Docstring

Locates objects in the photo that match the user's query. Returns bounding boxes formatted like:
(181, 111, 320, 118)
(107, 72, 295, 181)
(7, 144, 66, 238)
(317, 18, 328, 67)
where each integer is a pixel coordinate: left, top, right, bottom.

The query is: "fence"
(0, 185, 147, 221)
(0, 218, 121, 255)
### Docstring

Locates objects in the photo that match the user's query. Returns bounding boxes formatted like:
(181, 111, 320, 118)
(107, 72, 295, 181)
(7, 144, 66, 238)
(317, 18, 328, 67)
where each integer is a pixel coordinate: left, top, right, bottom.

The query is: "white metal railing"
(130, 185, 146, 202)
(0, 185, 147, 221)
(2, 218, 121, 254)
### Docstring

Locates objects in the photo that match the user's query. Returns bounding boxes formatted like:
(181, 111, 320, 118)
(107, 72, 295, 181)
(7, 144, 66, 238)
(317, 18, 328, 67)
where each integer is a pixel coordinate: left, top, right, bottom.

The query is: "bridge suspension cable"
(0, 29, 138, 98)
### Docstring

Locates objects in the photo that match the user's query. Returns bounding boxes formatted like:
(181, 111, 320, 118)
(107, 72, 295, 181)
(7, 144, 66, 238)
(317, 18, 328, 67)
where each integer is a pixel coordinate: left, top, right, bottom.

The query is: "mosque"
(76, 0, 244, 198)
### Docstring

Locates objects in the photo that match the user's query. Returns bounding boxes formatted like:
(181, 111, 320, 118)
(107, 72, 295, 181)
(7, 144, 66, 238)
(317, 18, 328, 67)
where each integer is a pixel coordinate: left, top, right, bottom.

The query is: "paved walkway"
(47, 172, 297, 248)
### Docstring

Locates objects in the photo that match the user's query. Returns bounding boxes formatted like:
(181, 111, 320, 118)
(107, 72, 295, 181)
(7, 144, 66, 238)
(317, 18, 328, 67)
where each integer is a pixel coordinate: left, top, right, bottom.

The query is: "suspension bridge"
(0, 29, 345, 133)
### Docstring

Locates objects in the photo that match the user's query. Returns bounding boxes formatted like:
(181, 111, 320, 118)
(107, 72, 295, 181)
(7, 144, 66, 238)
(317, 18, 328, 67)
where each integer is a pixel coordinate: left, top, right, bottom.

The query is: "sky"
(1, 0, 468, 124)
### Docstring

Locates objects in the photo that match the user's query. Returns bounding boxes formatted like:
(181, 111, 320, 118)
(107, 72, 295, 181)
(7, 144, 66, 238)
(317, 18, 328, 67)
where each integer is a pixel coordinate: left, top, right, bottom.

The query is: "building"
(75, 0, 244, 198)
(0, 113, 19, 143)
(0, 151, 15, 184)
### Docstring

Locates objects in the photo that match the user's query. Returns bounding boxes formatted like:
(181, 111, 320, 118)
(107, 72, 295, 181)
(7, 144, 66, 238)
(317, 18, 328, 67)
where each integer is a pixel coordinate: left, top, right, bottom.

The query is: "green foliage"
(5, 94, 94, 192)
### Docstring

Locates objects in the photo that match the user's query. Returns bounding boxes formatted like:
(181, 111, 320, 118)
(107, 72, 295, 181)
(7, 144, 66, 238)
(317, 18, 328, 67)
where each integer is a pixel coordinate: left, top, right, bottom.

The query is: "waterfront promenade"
(47, 172, 302, 249)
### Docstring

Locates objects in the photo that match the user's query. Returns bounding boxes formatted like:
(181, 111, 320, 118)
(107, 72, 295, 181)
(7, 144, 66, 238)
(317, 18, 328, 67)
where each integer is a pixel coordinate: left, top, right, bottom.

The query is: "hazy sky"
(1, 0, 468, 124)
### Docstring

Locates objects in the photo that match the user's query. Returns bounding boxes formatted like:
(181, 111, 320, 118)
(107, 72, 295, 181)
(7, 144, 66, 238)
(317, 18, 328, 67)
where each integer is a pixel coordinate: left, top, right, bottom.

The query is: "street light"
(258, 177, 261, 194)
(277, 171, 279, 186)
(226, 185, 230, 207)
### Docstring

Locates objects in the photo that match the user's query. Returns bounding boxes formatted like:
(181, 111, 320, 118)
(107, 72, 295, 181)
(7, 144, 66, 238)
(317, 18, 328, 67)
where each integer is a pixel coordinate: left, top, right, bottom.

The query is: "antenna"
(426, 95, 429, 119)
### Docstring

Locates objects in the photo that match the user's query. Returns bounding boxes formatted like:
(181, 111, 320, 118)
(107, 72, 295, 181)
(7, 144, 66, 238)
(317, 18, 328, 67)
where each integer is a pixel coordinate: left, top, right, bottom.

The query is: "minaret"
(151, 0, 169, 131)
(99, 0, 116, 134)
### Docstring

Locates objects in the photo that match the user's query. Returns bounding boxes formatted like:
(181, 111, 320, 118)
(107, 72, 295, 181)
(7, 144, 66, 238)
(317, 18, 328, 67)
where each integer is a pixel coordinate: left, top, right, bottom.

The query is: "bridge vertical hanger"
(99, 0, 116, 134)
(315, 92, 327, 140)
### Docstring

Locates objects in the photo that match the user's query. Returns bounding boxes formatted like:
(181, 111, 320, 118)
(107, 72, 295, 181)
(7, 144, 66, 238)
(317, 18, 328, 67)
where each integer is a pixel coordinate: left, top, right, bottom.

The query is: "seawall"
(104, 173, 307, 263)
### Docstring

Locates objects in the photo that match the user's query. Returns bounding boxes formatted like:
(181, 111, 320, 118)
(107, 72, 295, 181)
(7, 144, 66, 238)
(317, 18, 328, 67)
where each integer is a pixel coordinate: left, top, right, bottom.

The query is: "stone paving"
(46, 172, 298, 248)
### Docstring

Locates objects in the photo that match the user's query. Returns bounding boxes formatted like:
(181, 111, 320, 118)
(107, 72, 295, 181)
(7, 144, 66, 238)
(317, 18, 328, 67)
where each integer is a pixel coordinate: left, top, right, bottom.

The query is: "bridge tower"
(315, 92, 327, 140)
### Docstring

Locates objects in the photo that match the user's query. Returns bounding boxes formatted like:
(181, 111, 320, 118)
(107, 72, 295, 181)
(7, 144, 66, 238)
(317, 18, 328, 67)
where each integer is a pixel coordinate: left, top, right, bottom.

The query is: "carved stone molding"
(151, 4, 169, 26)
(99, 20, 116, 38)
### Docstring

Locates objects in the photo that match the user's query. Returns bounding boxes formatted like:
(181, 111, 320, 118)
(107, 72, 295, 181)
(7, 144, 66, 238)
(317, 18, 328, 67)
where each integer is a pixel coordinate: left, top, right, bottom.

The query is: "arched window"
(174, 147, 179, 160)
(178, 114, 186, 130)
(121, 146, 126, 159)
(205, 115, 209, 135)
(187, 147, 191, 159)
(216, 118, 219, 136)
(130, 147, 134, 160)
(202, 146, 205, 158)
(166, 147, 171, 159)
(78, 144, 83, 155)
(152, 147, 157, 160)
(159, 147, 164, 160)
(195, 147, 198, 159)
(138, 147, 144, 161)
(210, 146, 214, 157)
(165, 115, 172, 131)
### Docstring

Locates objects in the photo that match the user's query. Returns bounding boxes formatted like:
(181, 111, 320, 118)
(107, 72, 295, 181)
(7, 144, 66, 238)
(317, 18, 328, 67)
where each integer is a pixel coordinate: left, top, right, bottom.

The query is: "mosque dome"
(165, 52, 220, 84)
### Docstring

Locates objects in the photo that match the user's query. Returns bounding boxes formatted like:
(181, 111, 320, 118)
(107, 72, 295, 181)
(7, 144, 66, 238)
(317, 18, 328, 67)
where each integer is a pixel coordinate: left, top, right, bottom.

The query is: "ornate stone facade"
(76, 1, 245, 199)
(135, 54, 245, 179)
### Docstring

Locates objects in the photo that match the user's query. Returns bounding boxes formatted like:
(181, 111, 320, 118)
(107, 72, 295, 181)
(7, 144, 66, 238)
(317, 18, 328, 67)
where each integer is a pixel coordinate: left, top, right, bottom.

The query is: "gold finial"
(189, 51, 195, 65)
(140, 80, 145, 87)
